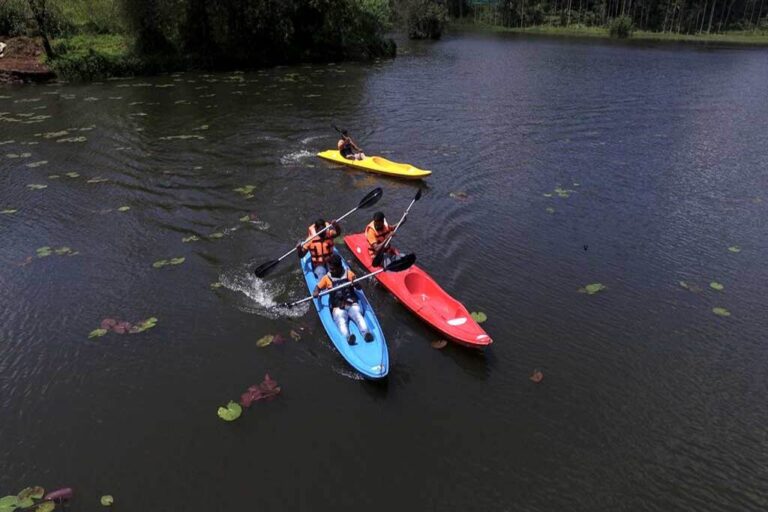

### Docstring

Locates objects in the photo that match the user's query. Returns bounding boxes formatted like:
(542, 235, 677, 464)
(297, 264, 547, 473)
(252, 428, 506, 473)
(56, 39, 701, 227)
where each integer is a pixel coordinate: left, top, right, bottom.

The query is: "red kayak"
(344, 233, 492, 348)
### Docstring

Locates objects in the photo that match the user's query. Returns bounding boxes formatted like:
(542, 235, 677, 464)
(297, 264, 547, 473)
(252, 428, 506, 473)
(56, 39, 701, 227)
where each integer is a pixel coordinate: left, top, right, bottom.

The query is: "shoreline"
(450, 22, 768, 47)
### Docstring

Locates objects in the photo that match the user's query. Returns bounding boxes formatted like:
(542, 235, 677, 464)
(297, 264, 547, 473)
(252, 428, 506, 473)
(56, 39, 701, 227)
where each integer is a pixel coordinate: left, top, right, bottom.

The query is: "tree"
(27, 0, 54, 59)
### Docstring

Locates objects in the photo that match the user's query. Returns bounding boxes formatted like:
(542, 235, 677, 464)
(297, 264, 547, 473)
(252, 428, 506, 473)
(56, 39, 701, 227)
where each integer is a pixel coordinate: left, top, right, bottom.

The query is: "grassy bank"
(453, 22, 768, 46)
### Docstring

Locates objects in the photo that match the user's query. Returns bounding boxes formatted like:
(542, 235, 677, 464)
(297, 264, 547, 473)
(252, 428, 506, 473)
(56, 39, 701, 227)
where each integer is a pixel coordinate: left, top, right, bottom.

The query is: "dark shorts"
(340, 147, 354, 159)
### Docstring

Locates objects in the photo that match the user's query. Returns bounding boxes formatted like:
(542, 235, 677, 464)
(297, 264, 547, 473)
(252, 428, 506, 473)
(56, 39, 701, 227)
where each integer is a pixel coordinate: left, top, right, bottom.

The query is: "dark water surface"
(2, 33, 768, 511)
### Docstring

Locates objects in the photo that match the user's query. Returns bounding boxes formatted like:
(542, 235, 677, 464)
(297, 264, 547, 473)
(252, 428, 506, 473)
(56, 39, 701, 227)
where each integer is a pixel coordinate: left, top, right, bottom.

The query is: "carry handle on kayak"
(253, 187, 383, 278)
(372, 188, 422, 267)
(280, 254, 416, 308)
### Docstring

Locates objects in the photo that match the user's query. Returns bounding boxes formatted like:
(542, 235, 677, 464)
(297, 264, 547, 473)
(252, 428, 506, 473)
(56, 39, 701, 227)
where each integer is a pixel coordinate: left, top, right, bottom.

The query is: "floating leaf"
(152, 259, 169, 268)
(87, 177, 109, 184)
(217, 401, 242, 421)
(579, 283, 606, 295)
(272, 334, 286, 345)
(36, 246, 52, 257)
(529, 369, 544, 383)
(210, 282, 223, 289)
(239, 215, 250, 222)
(89, 328, 108, 339)
(679, 281, 690, 290)
(449, 191, 468, 200)
(431, 339, 448, 349)
(65, 172, 80, 178)
(710, 282, 724, 291)
(117, 206, 131, 212)
(256, 334, 274, 348)
(289, 329, 301, 342)
(545, 207, 555, 214)
(542, 193, 553, 198)
(712, 307, 731, 317)
(0, 496, 19, 510)
(43, 488, 73, 502)
(27, 184, 48, 190)
(233, 185, 256, 196)
(55, 247, 72, 255)
(209, 232, 224, 239)
(169, 257, 185, 265)
(182, 235, 199, 243)
(728, 246, 741, 253)
(26, 161, 48, 168)
(240, 374, 281, 408)
(101, 318, 117, 329)
(1, 209, 18, 214)
(470, 311, 488, 323)
(133, 317, 158, 333)
(35, 501, 55, 512)
(17, 487, 45, 502)
(100, 495, 114, 506)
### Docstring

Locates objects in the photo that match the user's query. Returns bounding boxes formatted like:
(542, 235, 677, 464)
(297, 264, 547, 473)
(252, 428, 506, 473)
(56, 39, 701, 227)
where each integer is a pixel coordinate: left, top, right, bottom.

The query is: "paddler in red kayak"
(312, 254, 374, 345)
(365, 211, 402, 267)
(338, 130, 366, 161)
(297, 218, 340, 279)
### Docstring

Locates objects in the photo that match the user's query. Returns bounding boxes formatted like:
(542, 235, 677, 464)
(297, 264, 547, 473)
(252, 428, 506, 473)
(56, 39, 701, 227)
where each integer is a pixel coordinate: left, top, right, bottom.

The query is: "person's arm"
(350, 270, 361, 289)
(349, 137, 363, 152)
(313, 275, 331, 297)
(330, 221, 341, 237)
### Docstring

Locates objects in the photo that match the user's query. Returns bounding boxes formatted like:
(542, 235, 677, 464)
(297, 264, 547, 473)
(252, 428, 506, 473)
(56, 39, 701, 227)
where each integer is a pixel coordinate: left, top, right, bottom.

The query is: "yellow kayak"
(317, 150, 432, 180)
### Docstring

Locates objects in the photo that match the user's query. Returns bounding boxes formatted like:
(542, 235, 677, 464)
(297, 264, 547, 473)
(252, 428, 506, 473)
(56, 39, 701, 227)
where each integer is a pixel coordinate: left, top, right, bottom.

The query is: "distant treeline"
(446, 0, 767, 33)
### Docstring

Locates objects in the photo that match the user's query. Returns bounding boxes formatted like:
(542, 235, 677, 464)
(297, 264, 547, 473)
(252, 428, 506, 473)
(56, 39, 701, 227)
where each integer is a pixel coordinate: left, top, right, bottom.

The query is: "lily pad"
(233, 185, 256, 196)
(100, 495, 114, 506)
(18, 487, 45, 502)
(728, 246, 741, 253)
(579, 283, 606, 295)
(117, 206, 131, 212)
(542, 193, 553, 198)
(470, 311, 487, 323)
(256, 334, 274, 348)
(240, 374, 281, 408)
(55, 247, 72, 255)
(217, 401, 242, 421)
(210, 282, 223, 289)
(710, 282, 724, 291)
(64, 172, 80, 178)
(431, 339, 448, 349)
(26, 161, 48, 168)
(529, 369, 544, 383)
(169, 257, 186, 265)
(133, 317, 158, 333)
(712, 307, 731, 317)
(239, 215, 250, 222)
(209, 232, 224, 239)
(152, 259, 169, 268)
(1, 209, 18, 214)
(182, 235, 199, 243)
(89, 329, 108, 340)
(87, 177, 109, 184)
(27, 184, 48, 190)
(35, 501, 55, 512)
(289, 329, 301, 341)
(545, 207, 555, 214)
(36, 247, 52, 257)
(0, 496, 19, 510)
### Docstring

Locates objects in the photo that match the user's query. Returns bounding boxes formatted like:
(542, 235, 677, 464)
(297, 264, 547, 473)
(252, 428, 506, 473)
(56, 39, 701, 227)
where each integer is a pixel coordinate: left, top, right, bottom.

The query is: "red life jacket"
(305, 223, 334, 266)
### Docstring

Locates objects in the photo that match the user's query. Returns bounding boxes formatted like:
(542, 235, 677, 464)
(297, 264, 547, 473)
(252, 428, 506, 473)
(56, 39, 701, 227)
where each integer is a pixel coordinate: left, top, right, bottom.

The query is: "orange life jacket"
(365, 220, 392, 256)
(305, 223, 334, 266)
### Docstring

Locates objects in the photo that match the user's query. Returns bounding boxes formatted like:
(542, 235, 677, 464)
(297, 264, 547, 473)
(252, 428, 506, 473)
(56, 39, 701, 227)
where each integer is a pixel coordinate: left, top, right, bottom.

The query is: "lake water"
(1, 32, 767, 511)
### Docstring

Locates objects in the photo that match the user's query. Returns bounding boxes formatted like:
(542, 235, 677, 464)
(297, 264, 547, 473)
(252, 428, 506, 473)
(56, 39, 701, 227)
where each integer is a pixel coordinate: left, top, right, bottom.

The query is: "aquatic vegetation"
(0, 486, 60, 512)
(240, 374, 281, 407)
(529, 369, 544, 383)
(42, 130, 69, 139)
(87, 177, 109, 184)
(431, 339, 448, 349)
(470, 311, 488, 323)
(217, 401, 242, 422)
(153, 258, 185, 268)
(289, 329, 301, 341)
(546, 207, 555, 214)
(26, 161, 48, 168)
(100, 495, 114, 507)
(57, 136, 88, 143)
(90, 317, 158, 338)
(117, 206, 131, 212)
(256, 334, 274, 347)
(450, 191, 469, 200)
(65, 172, 80, 178)
(709, 282, 724, 291)
(712, 307, 731, 317)
(579, 283, 606, 295)
(158, 135, 205, 141)
(210, 282, 223, 289)
(208, 232, 224, 239)
(6, 152, 31, 159)
(728, 246, 741, 253)
(182, 235, 200, 243)
(1, 209, 18, 214)
(233, 185, 256, 197)
(678, 281, 702, 293)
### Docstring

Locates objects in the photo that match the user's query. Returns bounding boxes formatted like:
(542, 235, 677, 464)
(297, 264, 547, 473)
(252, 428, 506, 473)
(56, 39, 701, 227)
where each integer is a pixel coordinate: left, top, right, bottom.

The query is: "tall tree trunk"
(27, 0, 54, 59)
(707, 0, 717, 32)
(755, 0, 765, 30)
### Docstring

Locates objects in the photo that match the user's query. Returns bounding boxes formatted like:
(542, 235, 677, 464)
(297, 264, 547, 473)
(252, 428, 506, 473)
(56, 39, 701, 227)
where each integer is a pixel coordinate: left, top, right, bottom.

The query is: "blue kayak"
(300, 250, 389, 379)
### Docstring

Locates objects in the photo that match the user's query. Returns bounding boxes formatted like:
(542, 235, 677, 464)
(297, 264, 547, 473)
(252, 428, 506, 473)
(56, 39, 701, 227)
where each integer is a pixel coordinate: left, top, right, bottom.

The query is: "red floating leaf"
(101, 318, 118, 329)
(529, 370, 544, 383)
(272, 334, 286, 345)
(112, 321, 132, 334)
(44, 488, 74, 503)
(239, 374, 281, 408)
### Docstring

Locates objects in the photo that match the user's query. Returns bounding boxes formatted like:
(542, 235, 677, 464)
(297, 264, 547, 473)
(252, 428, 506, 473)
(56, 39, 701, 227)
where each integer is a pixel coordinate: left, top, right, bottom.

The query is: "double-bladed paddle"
(331, 123, 363, 152)
(253, 187, 383, 278)
(280, 253, 416, 308)
(372, 188, 422, 267)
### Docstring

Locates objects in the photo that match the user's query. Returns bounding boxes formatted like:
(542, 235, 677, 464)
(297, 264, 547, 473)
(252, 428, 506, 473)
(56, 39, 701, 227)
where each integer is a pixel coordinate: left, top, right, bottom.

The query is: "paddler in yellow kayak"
(297, 218, 340, 279)
(338, 130, 366, 161)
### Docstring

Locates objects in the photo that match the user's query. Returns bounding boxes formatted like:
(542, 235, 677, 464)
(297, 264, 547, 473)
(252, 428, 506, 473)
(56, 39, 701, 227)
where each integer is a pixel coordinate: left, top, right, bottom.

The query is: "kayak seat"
(371, 156, 413, 172)
(404, 273, 460, 319)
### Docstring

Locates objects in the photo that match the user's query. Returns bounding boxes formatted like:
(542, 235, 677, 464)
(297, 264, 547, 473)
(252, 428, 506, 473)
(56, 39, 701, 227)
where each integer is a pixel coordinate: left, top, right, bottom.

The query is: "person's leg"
(348, 303, 373, 342)
(332, 307, 355, 344)
(313, 265, 327, 279)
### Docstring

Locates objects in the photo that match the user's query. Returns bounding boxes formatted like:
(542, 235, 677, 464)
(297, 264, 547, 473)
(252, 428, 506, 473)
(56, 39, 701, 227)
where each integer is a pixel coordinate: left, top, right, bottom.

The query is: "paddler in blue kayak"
(366, 211, 400, 266)
(297, 218, 340, 279)
(312, 254, 374, 345)
(338, 130, 366, 161)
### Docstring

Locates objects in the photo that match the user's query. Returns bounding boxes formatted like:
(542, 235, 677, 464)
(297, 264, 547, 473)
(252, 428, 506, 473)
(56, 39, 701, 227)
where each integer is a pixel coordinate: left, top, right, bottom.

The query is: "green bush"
(404, 0, 448, 39)
(608, 15, 634, 38)
(0, 0, 30, 36)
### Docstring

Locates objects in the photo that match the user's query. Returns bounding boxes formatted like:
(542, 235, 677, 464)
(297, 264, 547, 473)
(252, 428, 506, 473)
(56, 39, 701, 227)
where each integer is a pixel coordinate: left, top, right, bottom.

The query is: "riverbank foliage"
(0, 0, 397, 79)
(396, 0, 450, 38)
(446, 0, 768, 38)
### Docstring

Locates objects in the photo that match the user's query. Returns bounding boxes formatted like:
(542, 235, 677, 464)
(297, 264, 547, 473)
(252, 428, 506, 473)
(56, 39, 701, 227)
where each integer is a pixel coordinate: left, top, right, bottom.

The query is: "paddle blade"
(384, 253, 416, 272)
(415, 188, 423, 201)
(358, 187, 383, 209)
(253, 259, 279, 278)
(372, 250, 385, 268)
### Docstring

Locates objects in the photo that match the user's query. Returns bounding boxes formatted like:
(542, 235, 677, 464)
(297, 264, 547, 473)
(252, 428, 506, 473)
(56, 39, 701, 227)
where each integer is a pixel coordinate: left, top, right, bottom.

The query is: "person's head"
(328, 253, 343, 277)
(314, 218, 326, 237)
(373, 211, 385, 230)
